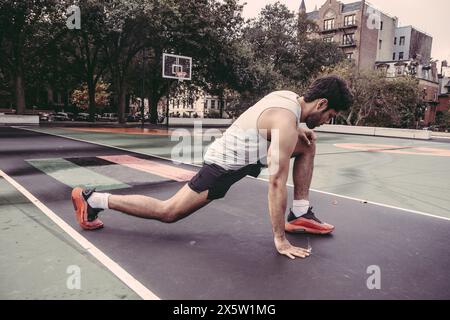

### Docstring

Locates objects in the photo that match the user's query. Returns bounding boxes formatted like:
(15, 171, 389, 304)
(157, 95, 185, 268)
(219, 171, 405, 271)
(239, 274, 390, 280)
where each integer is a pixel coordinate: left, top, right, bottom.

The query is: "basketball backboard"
(162, 53, 192, 81)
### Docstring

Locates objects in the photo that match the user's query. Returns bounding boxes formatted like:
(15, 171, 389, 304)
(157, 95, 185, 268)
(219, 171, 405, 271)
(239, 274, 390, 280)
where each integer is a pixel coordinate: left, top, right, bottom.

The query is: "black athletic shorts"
(188, 161, 264, 200)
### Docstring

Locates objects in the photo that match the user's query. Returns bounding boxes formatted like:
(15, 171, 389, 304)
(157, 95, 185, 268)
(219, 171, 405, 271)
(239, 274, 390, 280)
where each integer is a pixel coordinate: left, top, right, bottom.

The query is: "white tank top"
(204, 91, 301, 170)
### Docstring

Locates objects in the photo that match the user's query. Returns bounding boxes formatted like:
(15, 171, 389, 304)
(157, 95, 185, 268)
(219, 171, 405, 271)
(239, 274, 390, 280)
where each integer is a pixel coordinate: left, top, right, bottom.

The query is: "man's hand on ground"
(298, 128, 317, 146)
(274, 237, 311, 259)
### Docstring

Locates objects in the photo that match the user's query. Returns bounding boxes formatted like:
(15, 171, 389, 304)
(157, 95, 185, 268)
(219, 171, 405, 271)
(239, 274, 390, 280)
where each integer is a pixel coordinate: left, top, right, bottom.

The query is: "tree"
(101, 1, 155, 123)
(320, 62, 423, 128)
(382, 75, 424, 128)
(132, 0, 248, 124)
(71, 81, 111, 111)
(436, 110, 450, 130)
(57, 1, 111, 121)
(239, 2, 345, 108)
(0, 0, 60, 114)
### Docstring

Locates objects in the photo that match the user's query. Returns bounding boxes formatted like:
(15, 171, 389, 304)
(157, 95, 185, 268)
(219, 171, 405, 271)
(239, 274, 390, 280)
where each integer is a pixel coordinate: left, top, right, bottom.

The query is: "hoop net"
(175, 71, 187, 82)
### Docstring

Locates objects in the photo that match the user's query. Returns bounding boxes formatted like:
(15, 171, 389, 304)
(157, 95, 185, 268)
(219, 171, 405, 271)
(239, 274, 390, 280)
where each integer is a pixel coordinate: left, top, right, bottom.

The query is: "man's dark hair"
(304, 75, 353, 111)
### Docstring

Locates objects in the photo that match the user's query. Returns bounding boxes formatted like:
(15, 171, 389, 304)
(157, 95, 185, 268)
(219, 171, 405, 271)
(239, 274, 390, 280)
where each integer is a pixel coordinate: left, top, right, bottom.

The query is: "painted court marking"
(69, 127, 175, 136)
(98, 155, 196, 182)
(16, 126, 450, 221)
(335, 143, 450, 157)
(0, 169, 160, 300)
(27, 158, 130, 191)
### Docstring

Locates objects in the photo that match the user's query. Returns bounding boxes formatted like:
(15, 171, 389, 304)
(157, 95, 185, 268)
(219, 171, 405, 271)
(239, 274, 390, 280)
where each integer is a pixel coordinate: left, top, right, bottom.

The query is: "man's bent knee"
(292, 138, 316, 158)
(160, 201, 181, 223)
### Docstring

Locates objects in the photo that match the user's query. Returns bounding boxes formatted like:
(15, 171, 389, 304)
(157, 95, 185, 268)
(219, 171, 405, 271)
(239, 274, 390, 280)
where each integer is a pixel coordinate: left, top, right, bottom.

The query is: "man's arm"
(297, 127, 317, 146)
(267, 113, 310, 259)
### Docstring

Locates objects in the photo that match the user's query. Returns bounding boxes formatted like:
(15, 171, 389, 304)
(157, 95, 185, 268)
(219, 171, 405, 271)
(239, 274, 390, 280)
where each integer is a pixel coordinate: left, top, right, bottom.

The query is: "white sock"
(87, 192, 111, 210)
(292, 200, 310, 217)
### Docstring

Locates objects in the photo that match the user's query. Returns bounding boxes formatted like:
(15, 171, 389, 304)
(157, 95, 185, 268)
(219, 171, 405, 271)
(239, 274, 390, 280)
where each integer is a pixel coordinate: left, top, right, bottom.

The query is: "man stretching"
(72, 75, 353, 259)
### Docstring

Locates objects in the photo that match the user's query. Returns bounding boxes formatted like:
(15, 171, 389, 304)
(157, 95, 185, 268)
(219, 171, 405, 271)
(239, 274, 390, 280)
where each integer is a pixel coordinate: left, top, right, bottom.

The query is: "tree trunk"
(87, 79, 96, 122)
(355, 114, 365, 126)
(149, 94, 159, 124)
(219, 94, 224, 119)
(14, 72, 26, 115)
(63, 89, 69, 111)
(346, 110, 354, 125)
(355, 107, 366, 126)
(47, 87, 54, 110)
(118, 89, 126, 124)
(125, 94, 130, 115)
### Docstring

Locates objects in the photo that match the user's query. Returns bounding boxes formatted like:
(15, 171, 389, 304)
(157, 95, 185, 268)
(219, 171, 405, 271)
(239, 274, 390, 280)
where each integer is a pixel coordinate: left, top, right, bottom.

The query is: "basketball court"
(1, 125, 449, 300)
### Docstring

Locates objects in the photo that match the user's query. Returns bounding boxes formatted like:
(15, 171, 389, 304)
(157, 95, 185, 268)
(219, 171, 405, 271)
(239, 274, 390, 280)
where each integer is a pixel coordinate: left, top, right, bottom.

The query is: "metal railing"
(339, 40, 358, 47)
(321, 21, 359, 32)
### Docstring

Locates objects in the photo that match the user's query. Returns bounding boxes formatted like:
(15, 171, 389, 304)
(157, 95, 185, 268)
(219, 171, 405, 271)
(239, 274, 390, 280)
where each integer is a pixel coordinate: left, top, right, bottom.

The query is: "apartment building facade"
(392, 26, 433, 64)
(304, 0, 398, 70)
(304, 0, 433, 71)
(166, 92, 229, 118)
(304, 0, 439, 126)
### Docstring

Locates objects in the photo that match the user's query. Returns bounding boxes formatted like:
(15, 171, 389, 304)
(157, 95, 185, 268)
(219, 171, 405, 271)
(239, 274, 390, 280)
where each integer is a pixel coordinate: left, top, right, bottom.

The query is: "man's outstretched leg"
(72, 184, 211, 230)
(284, 138, 335, 234)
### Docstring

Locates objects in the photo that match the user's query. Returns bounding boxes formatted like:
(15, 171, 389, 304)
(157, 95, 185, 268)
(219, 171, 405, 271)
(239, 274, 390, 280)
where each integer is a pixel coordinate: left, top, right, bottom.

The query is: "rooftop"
(342, 1, 362, 13)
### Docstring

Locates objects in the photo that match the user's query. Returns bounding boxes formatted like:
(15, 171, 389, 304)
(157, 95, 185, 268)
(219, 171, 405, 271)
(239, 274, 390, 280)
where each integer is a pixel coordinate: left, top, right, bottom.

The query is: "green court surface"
(2, 125, 450, 300)
(0, 177, 139, 300)
(27, 158, 130, 191)
(27, 126, 450, 219)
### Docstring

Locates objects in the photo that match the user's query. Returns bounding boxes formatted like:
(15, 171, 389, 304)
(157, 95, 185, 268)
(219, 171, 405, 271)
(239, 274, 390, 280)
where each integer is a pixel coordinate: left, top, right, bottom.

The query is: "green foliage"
(320, 62, 424, 128)
(236, 2, 344, 111)
(435, 110, 450, 130)
(0, 0, 346, 120)
(71, 81, 111, 110)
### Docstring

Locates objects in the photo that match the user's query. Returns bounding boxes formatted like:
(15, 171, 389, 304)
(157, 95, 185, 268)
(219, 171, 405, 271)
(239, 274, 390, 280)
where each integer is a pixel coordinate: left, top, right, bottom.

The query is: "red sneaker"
(285, 207, 334, 235)
(71, 188, 104, 230)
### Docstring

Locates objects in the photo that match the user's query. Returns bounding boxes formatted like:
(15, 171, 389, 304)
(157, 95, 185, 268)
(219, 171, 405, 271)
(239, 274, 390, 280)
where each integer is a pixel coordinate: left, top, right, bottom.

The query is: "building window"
(394, 37, 397, 45)
(379, 40, 382, 50)
(399, 36, 405, 46)
(346, 52, 354, 60)
(396, 65, 405, 76)
(343, 34, 355, 45)
(324, 19, 335, 30)
(211, 100, 216, 109)
(344, 15, 356, 26)
(323, 36, 333, 43)
(399, 52, 404, 60)
(393, 52, 396, 60)
(380, 21, 383, 30)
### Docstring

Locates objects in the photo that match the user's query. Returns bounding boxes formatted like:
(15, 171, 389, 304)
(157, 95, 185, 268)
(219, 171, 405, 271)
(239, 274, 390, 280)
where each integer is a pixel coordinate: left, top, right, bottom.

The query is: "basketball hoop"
(175, 71, 187, 82)
(162, 53, 192, 81)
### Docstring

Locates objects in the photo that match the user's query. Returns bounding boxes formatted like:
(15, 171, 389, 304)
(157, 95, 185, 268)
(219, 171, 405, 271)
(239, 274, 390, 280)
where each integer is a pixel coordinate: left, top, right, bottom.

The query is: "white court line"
(305, 185, 449, 222)
(0, 169, 160, 300)
(16, 126, 450, 222)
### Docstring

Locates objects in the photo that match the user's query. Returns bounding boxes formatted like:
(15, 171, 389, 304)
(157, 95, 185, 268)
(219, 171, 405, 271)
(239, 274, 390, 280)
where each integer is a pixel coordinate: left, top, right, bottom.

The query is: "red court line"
(98, 155, 196, 182)
(69, 127, 174, 136)
(334, 143, 450, 157)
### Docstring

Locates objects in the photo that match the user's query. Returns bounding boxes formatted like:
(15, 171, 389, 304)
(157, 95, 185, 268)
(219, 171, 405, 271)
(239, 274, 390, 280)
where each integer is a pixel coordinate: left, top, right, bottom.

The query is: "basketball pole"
(166, 79, 170, 129)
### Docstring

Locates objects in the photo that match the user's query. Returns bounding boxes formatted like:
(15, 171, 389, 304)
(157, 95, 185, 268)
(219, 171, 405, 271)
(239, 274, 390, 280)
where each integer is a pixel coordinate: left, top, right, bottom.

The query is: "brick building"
(392, 26, 433, 64)
(435, 66, 450, 127)
(303, 0, 439, 126)
(304, 0, 398, 70)
(304, 0, 433, 72)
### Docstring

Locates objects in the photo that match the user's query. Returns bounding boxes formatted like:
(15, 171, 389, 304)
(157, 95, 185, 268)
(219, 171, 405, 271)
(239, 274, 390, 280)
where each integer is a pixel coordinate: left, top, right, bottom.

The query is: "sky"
(240, 0, 450, 71)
